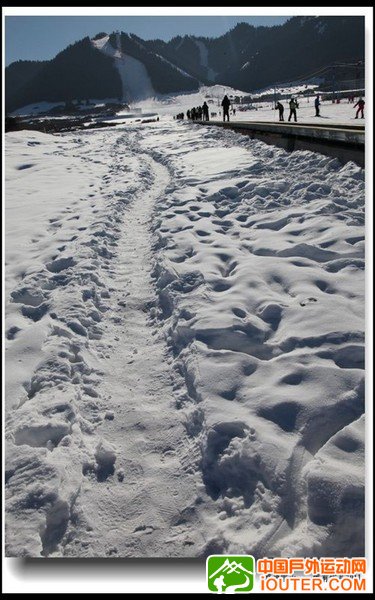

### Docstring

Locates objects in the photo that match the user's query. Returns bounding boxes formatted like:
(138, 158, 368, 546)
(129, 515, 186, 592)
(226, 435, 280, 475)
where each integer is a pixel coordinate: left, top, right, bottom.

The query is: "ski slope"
(194, 40, 218, 82)
(5, 120, 365, 558)
(92, 34, 155, 103)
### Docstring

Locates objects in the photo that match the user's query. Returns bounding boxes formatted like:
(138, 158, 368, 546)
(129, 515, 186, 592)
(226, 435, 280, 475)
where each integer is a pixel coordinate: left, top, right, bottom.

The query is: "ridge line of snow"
(153, 52, 196, 80)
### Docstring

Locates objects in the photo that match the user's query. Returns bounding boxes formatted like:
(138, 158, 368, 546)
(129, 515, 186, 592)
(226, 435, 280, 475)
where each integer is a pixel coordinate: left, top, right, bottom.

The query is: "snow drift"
(5, 121, 365, 557)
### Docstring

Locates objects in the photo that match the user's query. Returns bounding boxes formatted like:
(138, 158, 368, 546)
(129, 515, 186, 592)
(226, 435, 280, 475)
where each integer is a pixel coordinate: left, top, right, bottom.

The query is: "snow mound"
(142, 122, 365, 557)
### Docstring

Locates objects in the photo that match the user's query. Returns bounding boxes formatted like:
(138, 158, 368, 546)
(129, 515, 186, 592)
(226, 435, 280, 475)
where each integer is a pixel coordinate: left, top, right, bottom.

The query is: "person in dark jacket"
(354, 97, 365, 119)
(275, 101, 284, 121)
(314, 95, 321, 116)
(202, 101, 209, 121)
(221, 95, 231, 122)
(288, 98, 298, 122)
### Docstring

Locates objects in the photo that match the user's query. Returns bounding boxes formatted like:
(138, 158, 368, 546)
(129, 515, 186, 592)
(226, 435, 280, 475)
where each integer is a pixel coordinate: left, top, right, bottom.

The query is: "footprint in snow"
(300, 297, 318, 307)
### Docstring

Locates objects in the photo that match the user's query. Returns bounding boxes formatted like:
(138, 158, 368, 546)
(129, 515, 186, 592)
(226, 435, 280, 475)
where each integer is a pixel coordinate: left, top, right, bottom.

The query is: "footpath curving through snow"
(5, 120, 365, 557)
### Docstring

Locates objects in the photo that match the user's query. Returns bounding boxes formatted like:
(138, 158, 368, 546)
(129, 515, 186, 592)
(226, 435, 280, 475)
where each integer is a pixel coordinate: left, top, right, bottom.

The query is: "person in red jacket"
(354, 97, 365, 119)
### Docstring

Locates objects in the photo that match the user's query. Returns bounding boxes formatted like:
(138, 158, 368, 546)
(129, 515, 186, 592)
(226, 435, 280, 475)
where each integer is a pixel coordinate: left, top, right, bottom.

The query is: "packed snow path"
(61, 143, 207, 557)
(5, 130, 206, 557)
(5, 122, 365, 558)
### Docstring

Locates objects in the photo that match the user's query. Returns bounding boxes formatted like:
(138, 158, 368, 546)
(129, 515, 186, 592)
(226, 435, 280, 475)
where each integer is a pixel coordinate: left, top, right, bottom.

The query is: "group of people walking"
(185, 95, 233, 122)
(186, 102, 210, 121)
(178, 92, 365, 125)
(275, 94, 365, 122)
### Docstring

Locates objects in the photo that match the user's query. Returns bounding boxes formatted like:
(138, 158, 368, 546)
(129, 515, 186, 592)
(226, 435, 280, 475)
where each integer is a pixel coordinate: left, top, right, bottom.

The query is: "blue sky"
(5, 15, 290, 65)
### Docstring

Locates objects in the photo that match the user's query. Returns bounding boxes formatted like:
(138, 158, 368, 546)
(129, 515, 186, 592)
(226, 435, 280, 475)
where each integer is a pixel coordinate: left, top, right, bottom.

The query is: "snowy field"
(5, 120, 365, 558)
(226, 98, 363, 125)
(135, 86, 365, 126)
(101, 95, 364, 128)
(10, 84, 366, 128)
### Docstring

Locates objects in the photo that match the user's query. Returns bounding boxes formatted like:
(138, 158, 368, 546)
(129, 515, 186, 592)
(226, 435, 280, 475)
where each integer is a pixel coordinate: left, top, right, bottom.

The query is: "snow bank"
(141, 122, 365, 557)
(5, 128, 121, 555)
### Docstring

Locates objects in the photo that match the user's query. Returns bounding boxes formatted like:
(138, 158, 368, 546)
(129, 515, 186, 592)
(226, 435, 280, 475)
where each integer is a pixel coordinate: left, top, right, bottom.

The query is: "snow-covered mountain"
(6, 15, 364, 113)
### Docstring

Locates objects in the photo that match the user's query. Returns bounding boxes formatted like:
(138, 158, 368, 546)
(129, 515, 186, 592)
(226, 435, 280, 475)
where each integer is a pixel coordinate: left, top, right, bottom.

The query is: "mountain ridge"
(6, 16, 364, 113)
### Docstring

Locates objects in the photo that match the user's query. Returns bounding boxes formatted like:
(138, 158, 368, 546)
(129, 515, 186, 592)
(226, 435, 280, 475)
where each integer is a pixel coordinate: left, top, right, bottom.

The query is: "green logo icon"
(207, 555, 255, 593)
